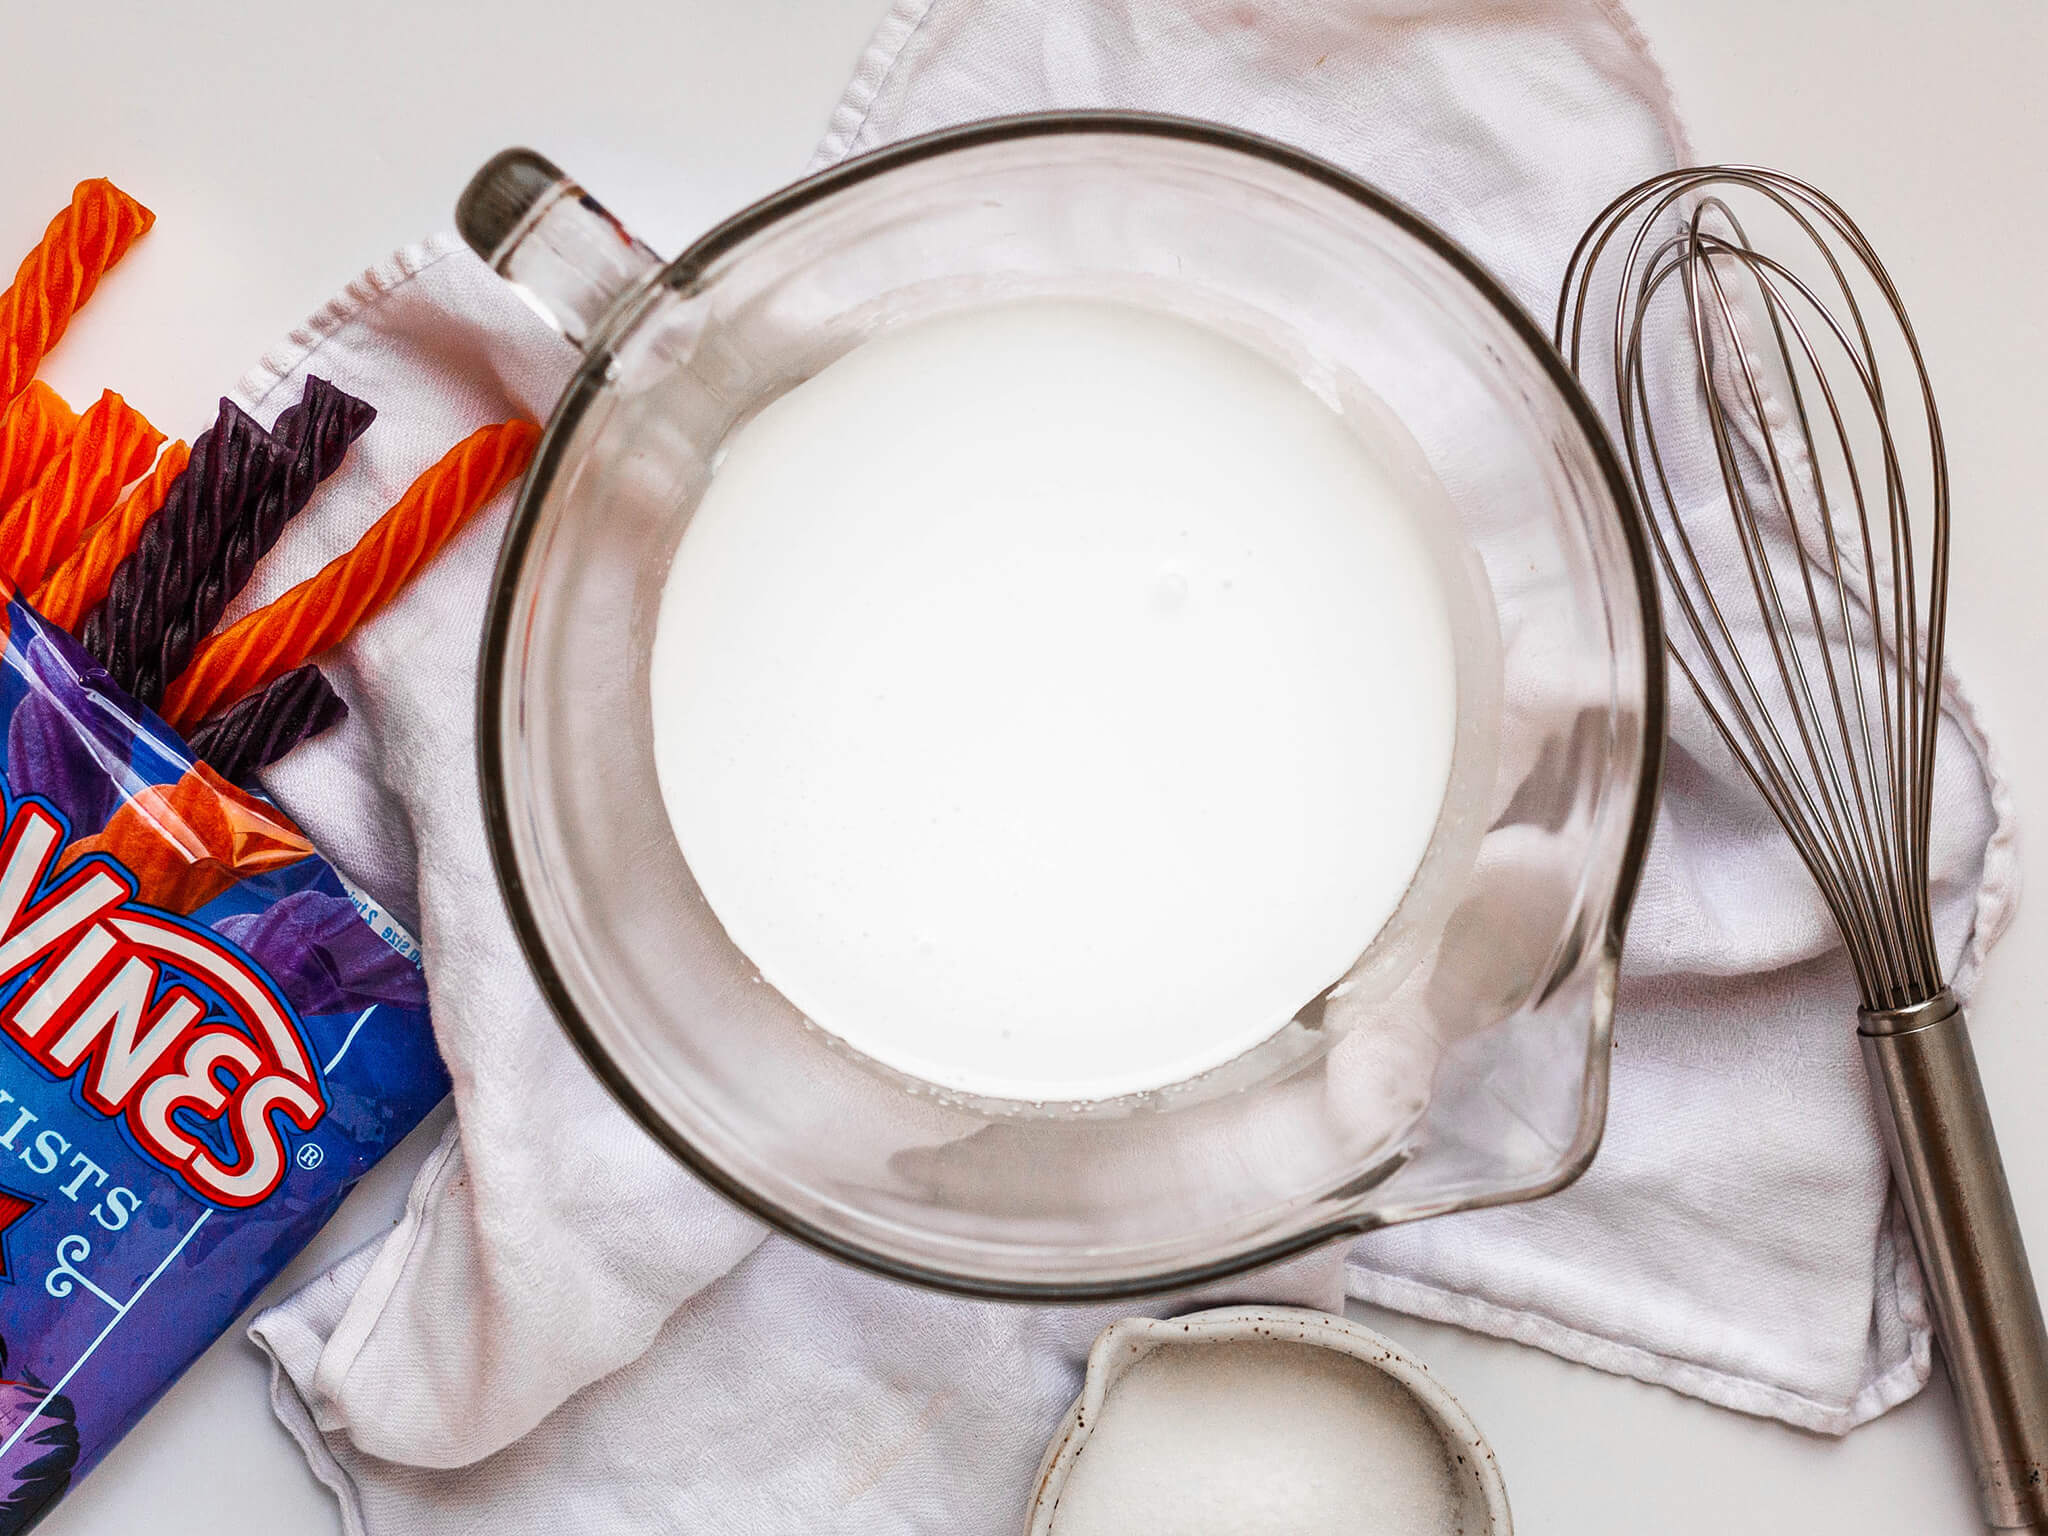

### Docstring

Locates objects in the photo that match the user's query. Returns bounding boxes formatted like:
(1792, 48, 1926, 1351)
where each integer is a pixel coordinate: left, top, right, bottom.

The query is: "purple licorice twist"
(4, 630, 128, 834)
(79, 399, 285, 708)
(0, 1343, 77, 1533)
(185, 663, 347, 787)
(214, 886, 427, 1017)
(174, 378, 375, 696)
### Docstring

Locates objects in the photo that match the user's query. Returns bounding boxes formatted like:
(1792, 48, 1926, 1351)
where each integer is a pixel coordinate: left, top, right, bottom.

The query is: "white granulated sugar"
(1049, 1340, 1462, 1535)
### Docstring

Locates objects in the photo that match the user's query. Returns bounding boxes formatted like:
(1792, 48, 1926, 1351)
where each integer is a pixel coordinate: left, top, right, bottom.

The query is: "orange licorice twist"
(0, 180, 154, 409)
(0, 382, 79, 519)
(58, 761, 313, 915)
(0, 389, 163, 590)
(32, 438, 189, 630)
(161, 418, 539, 727)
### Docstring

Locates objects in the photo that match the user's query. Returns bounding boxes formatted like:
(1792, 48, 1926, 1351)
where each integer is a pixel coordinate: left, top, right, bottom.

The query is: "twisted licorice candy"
(80, 397, 284, 706)
(162, 418, 537, 727)
(186, 663, 348, 786)
(0, 180, 154, 408)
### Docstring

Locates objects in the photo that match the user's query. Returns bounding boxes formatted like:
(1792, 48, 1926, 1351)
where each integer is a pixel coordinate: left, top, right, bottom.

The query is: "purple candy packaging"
(0, 593, 446, 1529)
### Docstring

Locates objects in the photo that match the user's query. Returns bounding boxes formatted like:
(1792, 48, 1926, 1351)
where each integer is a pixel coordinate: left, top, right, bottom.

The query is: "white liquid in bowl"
(649, 300, 1457, 1101)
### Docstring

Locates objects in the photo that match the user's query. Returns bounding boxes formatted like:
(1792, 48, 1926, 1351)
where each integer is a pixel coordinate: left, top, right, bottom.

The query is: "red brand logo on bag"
(0, 795, 326, 1208)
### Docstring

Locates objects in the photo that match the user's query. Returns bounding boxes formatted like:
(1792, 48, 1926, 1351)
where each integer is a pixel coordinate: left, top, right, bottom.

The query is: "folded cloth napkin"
(240, 0, 2017, 1528)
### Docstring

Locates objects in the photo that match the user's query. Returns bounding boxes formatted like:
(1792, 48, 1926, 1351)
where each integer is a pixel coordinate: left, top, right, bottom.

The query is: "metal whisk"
(1557, 166, 2048, 1530)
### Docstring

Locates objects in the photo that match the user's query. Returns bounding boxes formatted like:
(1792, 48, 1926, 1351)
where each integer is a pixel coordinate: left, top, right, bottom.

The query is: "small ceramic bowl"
(1028, 1305, 1511, 1534)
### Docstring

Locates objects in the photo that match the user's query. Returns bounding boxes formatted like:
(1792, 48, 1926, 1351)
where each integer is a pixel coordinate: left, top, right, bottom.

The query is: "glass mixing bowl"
(456, 113, 1663, 1298)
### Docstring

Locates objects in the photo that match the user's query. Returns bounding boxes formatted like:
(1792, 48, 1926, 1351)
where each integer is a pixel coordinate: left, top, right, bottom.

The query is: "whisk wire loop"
(1555, 166, 1949, 1009)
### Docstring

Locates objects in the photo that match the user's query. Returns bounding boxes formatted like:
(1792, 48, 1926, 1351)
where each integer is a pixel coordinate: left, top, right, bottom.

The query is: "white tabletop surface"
(3, 0, 2043, 1531)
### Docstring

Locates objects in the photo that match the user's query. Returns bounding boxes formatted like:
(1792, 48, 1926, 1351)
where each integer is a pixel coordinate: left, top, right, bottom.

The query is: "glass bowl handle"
(456, 149, 662, 351)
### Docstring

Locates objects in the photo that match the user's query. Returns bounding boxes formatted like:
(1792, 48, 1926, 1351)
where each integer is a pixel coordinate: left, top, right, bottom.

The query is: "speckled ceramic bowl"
(1028, 1305, 1511, 1534)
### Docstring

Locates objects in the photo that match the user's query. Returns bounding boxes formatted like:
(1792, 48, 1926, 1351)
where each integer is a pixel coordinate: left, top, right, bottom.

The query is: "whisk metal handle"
(1861, 991, 2048, 1529)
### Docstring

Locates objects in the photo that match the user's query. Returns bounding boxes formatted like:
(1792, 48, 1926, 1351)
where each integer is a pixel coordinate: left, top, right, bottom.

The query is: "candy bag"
(0, 593, 446, 1530)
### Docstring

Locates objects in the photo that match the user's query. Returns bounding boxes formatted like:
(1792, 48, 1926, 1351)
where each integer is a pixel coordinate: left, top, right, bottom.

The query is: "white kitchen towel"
(232, 0, 2018, 1530)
